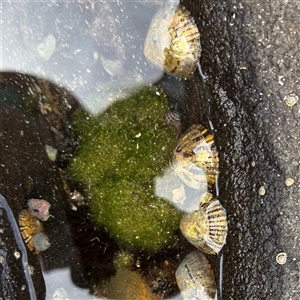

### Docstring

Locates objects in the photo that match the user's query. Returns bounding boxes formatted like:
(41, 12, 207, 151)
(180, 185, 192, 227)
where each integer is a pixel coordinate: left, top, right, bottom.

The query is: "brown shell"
(180, 193, 228, 255)
(144, 4, 201, 78)
(171, 124, 219, 190)
(175, 250, 216, 300)
(18, 209, 45, 254)
(106, 269, 159, 300)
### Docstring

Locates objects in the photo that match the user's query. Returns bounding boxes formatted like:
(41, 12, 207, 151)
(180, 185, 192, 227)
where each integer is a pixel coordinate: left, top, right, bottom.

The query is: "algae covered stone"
(68, 88, 182, 252)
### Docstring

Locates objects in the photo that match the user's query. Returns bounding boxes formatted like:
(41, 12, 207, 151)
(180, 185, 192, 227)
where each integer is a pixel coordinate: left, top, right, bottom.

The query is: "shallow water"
(1, 1, 223, 299)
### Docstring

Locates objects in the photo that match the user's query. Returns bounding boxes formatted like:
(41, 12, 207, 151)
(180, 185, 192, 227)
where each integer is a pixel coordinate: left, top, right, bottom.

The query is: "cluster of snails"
(144, 3, 201, 79)
(170, 123, 228, 299)
(144, 4, 227, 298)
(18, 199, 51, 254)
(171, 124, 228, 254)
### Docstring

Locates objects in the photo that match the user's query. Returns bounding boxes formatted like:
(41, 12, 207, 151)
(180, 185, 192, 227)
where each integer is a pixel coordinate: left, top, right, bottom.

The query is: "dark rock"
(180, 0, 300, 298)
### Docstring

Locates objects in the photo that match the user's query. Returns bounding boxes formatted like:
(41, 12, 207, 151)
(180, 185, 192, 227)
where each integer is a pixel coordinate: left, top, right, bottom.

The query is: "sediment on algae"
(68, 87, 182, 252)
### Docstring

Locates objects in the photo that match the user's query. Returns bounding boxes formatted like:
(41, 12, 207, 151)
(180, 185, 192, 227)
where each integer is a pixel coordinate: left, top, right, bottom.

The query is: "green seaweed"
(68, 87, 182, 252)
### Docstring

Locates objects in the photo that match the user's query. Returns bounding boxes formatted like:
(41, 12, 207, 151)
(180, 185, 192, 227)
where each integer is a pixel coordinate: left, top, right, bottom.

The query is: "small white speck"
(70, 203, 77, 211)
(285, 178, 294, 186)
(45, 144, 58, 162)
(29, 265, 34, 276)
(14, 251, 21, 259)
(259, 186, 265, 196)
(276, 252, 287, 265)
(284, 94, 298, 107)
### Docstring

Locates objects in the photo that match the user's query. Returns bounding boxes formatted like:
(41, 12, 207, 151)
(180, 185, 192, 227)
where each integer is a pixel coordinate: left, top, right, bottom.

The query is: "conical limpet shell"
(171, 124, 219, 190)
(175, 250, 217, 300)
(144, 4, 201, 79)
(180, 192, 227, 255)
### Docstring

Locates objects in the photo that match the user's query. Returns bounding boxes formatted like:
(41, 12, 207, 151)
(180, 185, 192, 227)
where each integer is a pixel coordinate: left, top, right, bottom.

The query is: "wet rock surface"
(0, 74, 81, 299)
(181, 0, 300, 298)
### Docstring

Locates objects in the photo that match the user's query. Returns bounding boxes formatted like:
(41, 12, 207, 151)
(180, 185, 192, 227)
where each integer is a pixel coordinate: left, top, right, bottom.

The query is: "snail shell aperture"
(171, 124, 219, 190)
(18, 209, 50, 254)
(144, 4, 201, 79)
(180, 192, 228, 255)
(175, 250, 217, 300)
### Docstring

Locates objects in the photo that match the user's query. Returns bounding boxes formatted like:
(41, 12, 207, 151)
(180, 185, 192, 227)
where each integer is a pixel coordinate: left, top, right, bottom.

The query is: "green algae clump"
(68, 88, 182, 252)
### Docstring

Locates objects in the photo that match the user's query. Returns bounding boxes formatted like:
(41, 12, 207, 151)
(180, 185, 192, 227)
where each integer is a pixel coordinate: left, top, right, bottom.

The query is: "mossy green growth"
(68, 87, 182, 252)
(113, 250, 134, 269)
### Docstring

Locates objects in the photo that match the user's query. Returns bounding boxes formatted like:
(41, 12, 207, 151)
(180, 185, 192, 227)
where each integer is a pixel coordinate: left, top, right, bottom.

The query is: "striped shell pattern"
(180, 192, 228, 255)
(18, 201, 51, 254)
(171, 124, 219, 191)
(144, 4, 201, 78)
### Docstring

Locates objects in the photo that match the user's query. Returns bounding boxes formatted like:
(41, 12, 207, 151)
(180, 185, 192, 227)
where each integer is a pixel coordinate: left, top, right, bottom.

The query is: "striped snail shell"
(171, 124, 219, 190)
(18, 209, 50, 254)
(27, 198, 51, 221)
(175, 250, 217, 300)
(180, 192, 228, 255)
(144, 4, 201, 79)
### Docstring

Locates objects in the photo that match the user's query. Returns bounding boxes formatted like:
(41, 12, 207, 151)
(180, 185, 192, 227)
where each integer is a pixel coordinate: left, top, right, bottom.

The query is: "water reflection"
(44, 268, 92, 300)
(155, 166, 207, 212)
(2, 0, 183, 115)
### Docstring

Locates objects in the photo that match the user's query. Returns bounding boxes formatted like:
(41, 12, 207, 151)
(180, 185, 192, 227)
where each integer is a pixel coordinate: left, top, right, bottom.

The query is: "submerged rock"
(0, 74, 78, 298)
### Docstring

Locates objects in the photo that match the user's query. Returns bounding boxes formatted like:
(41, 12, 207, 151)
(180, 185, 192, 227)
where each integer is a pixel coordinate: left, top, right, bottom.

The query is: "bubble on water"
(37, 34, 56, 61)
